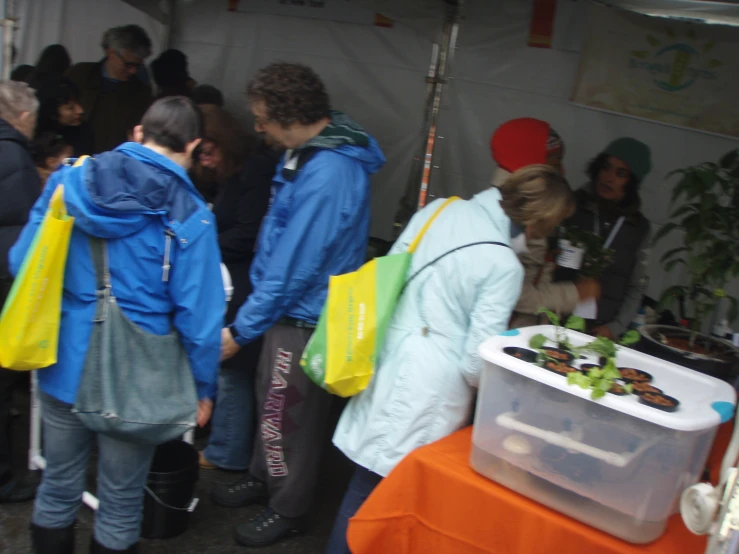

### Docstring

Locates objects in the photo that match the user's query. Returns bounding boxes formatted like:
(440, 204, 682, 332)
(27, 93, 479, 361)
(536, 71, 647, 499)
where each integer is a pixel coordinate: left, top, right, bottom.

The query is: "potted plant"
(502, 308, 679, 409)
(522, 308, 641, 400)
(639, 149, 739, 380)
(565, 332, 641, 400)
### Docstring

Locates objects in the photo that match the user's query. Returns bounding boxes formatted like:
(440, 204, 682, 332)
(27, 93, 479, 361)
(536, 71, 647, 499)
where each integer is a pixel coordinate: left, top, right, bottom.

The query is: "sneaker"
(0, 472, 39, 503)
(234, 507, 303, 547)
(211, 475, 268, 508)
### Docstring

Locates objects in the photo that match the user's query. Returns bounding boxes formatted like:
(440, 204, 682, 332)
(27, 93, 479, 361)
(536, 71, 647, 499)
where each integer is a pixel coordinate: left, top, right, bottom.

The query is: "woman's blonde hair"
(498, 164, 575, 237)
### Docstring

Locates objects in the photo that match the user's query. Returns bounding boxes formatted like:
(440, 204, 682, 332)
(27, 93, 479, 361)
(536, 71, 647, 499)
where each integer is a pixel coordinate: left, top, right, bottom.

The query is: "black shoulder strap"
(401, 241, 510, 294)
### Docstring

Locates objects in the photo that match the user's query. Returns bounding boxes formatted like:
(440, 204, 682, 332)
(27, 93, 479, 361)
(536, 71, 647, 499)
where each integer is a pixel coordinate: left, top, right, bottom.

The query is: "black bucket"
(141, 440, 199, 540)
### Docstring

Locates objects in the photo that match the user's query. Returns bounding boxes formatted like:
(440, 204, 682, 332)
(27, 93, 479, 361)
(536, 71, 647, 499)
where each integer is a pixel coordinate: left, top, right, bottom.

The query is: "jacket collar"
(114, 142, 196, 190)
(0, 118, 32, 151)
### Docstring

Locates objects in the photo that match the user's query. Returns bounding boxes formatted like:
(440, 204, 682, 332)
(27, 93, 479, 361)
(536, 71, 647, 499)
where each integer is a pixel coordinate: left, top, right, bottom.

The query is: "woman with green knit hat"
(555, 137, 652, 339)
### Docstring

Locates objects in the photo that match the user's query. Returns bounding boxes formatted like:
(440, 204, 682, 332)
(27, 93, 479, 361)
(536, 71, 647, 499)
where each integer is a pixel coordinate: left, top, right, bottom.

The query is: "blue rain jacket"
(230, 137, 385, 345)
(9, 143, 224, 404)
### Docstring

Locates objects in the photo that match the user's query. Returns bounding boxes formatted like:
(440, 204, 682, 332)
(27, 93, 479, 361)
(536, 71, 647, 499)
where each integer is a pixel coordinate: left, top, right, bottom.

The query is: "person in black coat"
(194, 106, 281, 471)
(34, 44, 72, 77)
(0, 80, 42, 503)
(554, 138, 652, 339)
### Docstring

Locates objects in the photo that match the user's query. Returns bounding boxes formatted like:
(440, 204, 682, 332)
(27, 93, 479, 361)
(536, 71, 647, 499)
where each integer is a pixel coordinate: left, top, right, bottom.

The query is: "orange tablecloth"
(347, 424, 732, 554)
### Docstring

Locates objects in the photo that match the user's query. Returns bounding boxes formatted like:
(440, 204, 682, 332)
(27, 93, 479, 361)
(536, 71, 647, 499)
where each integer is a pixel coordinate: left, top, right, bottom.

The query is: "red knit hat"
(490, 118, 561, 173)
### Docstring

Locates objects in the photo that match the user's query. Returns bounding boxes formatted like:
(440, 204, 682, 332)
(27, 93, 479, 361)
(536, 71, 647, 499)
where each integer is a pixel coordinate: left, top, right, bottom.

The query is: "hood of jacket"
(60, 142, 205, 240)
(0, 118, 31, 150)
(281, 111, 385, 181)
(329, 136, 385, 176)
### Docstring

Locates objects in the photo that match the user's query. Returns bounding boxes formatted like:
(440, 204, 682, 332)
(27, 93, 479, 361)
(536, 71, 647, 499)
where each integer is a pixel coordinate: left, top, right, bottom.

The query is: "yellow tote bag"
(0, 185, 74, 370)
(301, 197, 460, 397)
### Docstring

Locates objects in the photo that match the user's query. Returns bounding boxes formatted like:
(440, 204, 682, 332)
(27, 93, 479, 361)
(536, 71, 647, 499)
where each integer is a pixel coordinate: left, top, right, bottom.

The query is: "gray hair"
(0, 81, 39, 121)
(101, 25, 152, 59)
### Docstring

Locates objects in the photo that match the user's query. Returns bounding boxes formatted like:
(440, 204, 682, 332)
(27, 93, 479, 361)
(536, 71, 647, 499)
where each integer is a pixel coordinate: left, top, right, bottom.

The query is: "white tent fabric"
(430, 0, 739, 302)
(171, 1, 438, 241)
(593, 0, 739, 26)
(14, 0, 165, 68)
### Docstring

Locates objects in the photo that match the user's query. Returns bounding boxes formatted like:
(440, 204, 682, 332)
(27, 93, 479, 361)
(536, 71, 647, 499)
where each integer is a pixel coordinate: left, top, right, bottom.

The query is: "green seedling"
(528, 307, 642, 400)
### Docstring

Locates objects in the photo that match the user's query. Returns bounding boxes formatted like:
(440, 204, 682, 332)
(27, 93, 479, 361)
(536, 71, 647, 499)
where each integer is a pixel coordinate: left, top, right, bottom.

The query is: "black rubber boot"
(30, 522, 75, 554)
(90, 536, 140, 553)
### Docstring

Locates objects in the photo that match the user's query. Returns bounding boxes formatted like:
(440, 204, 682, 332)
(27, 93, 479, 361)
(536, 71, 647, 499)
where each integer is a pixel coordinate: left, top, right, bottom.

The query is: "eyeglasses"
(114, 50, 143, 70)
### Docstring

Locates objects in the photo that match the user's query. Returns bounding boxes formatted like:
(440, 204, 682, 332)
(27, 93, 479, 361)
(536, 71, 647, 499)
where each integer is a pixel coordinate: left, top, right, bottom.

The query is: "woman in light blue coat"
(326, 165, 575, 554)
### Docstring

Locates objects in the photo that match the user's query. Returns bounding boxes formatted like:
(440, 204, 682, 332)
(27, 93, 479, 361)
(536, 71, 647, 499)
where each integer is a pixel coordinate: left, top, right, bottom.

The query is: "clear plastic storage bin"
(472, 325, 736, 543)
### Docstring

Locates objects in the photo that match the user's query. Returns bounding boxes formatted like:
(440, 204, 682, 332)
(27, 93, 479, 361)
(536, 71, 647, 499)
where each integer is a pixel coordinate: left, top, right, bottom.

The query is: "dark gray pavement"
(0, 383, 354, 554)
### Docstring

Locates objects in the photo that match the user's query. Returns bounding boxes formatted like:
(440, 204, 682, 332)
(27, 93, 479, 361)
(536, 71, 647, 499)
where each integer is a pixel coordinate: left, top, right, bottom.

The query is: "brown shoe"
(199, 451, 217, 470)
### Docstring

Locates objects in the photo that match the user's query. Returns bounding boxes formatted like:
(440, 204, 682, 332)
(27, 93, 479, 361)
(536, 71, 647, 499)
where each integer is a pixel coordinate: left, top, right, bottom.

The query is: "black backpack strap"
(401, 241, 510, 294)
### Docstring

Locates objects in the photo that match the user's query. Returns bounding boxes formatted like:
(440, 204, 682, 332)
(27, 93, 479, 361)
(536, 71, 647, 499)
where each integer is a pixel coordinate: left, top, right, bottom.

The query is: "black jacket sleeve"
(217, 155, 275, 264)
(0, 142, 41, 280)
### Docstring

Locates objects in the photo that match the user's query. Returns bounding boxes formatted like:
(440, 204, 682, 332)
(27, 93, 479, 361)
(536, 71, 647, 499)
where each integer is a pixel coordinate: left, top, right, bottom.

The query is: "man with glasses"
(216, 62, 386, 548)
(66, 24, 153, 153)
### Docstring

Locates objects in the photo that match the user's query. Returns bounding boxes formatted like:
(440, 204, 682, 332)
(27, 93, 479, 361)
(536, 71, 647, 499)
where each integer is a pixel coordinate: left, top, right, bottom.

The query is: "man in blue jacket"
(217, 62, 385, 547)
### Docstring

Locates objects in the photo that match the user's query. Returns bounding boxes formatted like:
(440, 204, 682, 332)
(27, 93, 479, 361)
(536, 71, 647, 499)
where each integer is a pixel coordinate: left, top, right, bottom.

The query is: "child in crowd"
(33, 131, 73, 186)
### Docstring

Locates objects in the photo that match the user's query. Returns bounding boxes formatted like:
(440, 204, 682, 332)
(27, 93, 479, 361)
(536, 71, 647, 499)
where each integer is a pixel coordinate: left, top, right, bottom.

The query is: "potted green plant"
(640, 149, 739, 379)
(568, 332, 640, 400)
(525, 308, 641, 399)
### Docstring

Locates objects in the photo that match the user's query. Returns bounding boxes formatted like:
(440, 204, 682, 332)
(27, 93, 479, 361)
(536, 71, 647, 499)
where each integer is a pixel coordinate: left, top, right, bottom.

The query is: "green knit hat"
(602, 137, 652, 182)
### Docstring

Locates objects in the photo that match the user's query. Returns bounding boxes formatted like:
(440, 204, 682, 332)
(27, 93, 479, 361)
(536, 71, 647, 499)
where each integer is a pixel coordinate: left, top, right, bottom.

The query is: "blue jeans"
(203, 367, 255, 470)
(325, 464, 383, 554)
(32, 392, 155, 550)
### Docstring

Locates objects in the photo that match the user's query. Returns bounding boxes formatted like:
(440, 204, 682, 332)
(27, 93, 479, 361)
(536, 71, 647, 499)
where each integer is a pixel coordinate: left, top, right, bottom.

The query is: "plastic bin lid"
(479, 325, 737, 432)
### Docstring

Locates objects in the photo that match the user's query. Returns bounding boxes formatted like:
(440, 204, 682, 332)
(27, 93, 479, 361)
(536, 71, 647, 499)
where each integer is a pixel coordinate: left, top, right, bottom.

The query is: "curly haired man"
(216, 62, 386, 547)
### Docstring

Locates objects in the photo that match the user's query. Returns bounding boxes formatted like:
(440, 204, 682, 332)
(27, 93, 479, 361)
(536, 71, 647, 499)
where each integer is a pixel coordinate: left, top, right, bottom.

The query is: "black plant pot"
(635, 324, 739, 383)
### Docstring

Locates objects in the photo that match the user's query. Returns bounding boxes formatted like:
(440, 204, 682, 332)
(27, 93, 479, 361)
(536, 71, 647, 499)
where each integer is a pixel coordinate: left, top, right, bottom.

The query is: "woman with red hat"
(490, 118, 601, 328)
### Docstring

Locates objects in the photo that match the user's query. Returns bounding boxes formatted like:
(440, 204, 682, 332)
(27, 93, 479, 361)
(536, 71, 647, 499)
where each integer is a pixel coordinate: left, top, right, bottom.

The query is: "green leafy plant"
(567, 331, 640, 400)
(559, 227, 616, 278)
(655, 149, 739, 347)
(567, 359, 627, 400)
(528, 309, 641, 399)
(530, 308, 585, 352)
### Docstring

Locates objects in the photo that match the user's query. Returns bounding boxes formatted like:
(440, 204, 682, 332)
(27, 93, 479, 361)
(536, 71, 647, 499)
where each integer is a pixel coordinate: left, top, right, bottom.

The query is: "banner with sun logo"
(571, 4, 739, 138)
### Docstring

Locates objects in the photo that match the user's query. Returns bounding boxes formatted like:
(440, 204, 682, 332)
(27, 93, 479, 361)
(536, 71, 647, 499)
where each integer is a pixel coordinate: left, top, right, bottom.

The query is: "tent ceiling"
(123, 0, 739, 28)
(592, 0, 739, 26)
(121, 0, 171, 24)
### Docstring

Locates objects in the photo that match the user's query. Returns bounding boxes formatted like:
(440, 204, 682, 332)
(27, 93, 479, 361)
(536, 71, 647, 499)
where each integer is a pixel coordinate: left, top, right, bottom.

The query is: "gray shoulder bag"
(73, 235, 198, 445)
